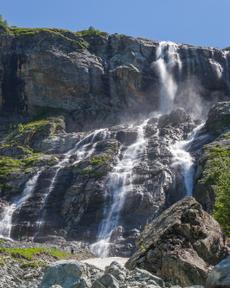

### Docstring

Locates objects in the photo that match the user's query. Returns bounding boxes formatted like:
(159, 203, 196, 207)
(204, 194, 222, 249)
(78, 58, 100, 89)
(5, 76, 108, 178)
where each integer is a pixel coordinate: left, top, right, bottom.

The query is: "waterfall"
(34, 128, 108, 237)
(209, 49, 224, 79)
(91, 120, 148, 257)
(155, 41, 182, 113)
(169, 123, 204, 196)
(91, 42, 184, 257)
(0, 170, 42, 239)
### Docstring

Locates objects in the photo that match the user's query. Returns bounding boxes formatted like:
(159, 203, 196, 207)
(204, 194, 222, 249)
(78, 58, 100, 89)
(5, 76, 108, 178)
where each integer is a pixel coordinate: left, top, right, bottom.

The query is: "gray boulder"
(126, 197, 228, 287)
(206, 256, 230, 288)
(40, 260, 102, 288)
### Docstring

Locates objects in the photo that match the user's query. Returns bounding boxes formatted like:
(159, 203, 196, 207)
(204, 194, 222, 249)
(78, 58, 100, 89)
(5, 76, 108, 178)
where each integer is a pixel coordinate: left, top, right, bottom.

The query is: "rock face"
(206, 256, 230, 288)
(194, 102, 230, 235)
(126, 197, 228, 287)
(0, 107, 202, 257)
(0, 29, 229, 130)
(205, 101, 230, 135)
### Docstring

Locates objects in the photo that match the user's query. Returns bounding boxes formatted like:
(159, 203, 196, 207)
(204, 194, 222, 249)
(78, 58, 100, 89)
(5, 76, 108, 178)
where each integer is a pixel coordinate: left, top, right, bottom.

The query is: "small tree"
(0, 15, 8, 28)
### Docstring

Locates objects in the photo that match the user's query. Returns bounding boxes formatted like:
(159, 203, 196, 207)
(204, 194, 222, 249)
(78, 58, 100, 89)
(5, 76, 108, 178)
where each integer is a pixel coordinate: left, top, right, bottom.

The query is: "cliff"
(0, 26, 230, 271)
(0, 27, 229, 130)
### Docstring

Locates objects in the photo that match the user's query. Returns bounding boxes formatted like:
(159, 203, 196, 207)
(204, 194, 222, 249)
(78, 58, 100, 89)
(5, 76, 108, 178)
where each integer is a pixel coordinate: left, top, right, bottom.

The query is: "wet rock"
(126, 197, 228, 287)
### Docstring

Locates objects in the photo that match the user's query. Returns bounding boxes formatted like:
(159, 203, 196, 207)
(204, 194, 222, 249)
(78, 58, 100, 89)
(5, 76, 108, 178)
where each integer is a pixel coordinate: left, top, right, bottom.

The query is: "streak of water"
(0, 170, 42, 239)
(155, 41, 182, 113)
(169, 123, 204, 196)
(34, 129, 108, 237)
(91, 120, 148, 257)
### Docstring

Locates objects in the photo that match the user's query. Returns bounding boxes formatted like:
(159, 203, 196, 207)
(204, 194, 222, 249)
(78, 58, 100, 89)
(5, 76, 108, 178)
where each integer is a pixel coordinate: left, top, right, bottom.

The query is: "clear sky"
(1, 0, 229, 49)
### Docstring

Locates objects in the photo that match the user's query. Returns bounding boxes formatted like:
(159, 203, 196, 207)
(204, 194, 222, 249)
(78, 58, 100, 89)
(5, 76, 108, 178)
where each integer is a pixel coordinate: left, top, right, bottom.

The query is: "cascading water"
(91, 42, 185, 257)
(0, 170, 42, 239)
(91, 120, 149, 257)
(209, 49, 224, 79)
(35, 128, 108, 237)
(169, 123, 204, 196)
(155, 41, 182, 113)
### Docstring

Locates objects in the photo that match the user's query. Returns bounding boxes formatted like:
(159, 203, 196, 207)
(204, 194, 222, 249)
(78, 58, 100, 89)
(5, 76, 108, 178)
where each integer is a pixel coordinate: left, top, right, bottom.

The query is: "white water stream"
(0, 170, 42, 239)
(0, 129, 108, 240)
(35, 128, 108, 236)
(169, 123, 204, 196)
(91, 42, 185, 257)
(91, 120, 149, 257)
(155, 41, 182, 113)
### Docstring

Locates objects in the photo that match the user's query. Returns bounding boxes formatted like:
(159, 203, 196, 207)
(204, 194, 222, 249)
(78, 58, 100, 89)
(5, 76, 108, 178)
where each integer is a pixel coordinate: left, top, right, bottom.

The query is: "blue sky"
(1, 0, 229, 48)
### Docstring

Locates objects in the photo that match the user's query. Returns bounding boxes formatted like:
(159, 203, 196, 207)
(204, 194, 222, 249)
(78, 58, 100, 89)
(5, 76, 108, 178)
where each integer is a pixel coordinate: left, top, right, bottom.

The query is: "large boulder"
(126, 197, 228, 287)
(40, 260, 102, 288)
(206, 256, 230, 288)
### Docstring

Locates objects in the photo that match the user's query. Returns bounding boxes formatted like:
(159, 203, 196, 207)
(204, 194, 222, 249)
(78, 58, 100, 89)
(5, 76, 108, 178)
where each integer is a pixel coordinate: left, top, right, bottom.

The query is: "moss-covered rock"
(194, 132, 230, 235)
(3, 27, 89, 49)
(6, 117, 65, 150)
(0, 117, 62, 195)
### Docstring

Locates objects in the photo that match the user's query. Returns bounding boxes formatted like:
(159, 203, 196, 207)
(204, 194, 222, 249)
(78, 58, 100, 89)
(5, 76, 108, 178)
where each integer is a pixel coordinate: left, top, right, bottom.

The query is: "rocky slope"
(0, 107, 198, 252)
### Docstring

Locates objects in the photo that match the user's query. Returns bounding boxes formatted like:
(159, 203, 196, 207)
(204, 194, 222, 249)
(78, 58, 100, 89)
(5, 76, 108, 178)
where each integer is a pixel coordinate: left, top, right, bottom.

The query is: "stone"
(92, 273, 119, 288)
(206, 256, 230, 288)
(126, 197, 228, 287)
(40, 260, 101, 288)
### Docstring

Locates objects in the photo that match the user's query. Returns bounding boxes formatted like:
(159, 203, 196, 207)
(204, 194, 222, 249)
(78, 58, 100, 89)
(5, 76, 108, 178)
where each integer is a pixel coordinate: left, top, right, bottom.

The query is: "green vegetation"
(9, 27, 71, 40)
(0, 247, 71, 268)
(0, 117, 62, 190)
(78, 153, 111, 178)
(197, 140, 230, 235)
(80, 166, 105, 178)
(75, 26, 107, 37)
(0, 20, 107, 49)
(17, 119, 50, 133)
(23, 153, 45, 167)
(0, 156, 21, 176)
(0, 15, 9, 32)
(6, 117, 64, 147)
(90, 154, 110, 166)
(0, 247, 69, 260)
(0, 15, 8, 26)
(0, 25, 88, 49)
